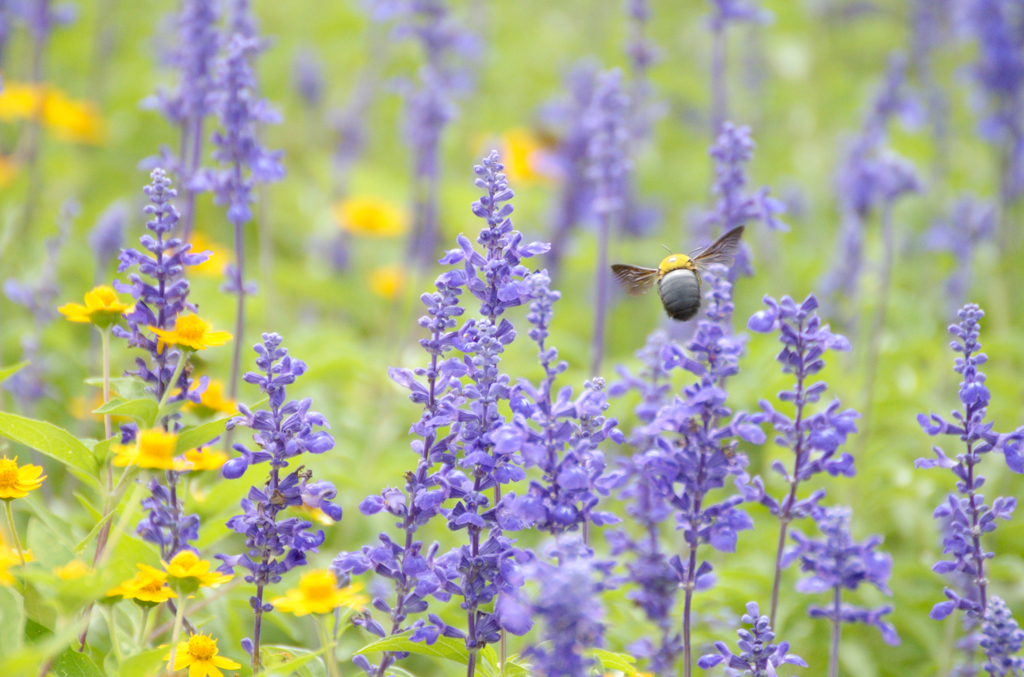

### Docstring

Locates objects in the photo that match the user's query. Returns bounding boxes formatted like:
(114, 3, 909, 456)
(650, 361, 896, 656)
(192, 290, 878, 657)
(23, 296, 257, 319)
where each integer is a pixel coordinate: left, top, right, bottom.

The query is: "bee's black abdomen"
(659, 269, 701, 321)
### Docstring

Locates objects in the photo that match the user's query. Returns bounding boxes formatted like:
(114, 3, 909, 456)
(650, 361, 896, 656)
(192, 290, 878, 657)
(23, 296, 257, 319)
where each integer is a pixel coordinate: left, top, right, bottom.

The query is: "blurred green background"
(1, 0, 1023, 676)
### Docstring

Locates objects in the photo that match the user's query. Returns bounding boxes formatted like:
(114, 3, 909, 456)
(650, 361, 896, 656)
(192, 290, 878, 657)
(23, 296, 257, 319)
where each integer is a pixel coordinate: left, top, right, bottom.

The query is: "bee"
(611, 226, 745, 321)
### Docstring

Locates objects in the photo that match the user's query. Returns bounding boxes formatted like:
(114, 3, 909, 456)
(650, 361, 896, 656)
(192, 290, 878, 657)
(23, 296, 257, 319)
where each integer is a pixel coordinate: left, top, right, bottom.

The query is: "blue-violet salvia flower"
(520, 536, 615, 677)
(980, 595, 1024, 676)
(745, 293, 859, 625)
(916, 304, 1023, 622)
(786, 504, 900, 677)
(697, 601, 807, 676)
(695, 122, 787, 283)
(498, 269, 624, 537)
(218, 333, 340, 669)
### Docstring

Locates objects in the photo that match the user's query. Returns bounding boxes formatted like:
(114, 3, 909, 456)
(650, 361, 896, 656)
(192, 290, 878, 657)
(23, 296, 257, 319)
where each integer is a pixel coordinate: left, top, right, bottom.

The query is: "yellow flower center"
(0, 459, 18, 489)
(140, 579, 163, 594)
(299, 570, 337, 599)
(92, 286, 119, 307)
(172, 315, 208, 342)
(170, 550, 199, 570)
(187, 634, 217, 661)
(137, 429, 177, 460)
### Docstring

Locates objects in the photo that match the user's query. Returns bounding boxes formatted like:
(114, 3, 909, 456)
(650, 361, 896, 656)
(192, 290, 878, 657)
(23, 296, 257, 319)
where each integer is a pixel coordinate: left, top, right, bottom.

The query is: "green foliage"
(0, 413, 100, 480)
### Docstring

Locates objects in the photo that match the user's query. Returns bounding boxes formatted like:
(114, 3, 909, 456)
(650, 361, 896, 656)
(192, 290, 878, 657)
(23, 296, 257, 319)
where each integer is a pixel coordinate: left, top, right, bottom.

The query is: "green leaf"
(589, 648, 640, 676)
(52, 647, 105, 677)
(116, 647, 165, 677)
(0, 413, 100, 476)
(0, 361, 28, 383)
(356, 631, 471, 665)
(73, 511, 115, 555)
(262, 644, 327, 677)
(0, 587, 24, 654)
(93, 398, 158, 428)
(22, 583, 56, 630)
(85, 377, 148, 401)
(175, 417, 231, 453)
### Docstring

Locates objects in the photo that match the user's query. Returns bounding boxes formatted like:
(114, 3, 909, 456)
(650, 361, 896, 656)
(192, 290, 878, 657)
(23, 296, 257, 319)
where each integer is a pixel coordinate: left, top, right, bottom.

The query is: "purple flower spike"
(696, 122, 787, 282)
(519, 536, 614, 677)
(698, 601, 807, 675)
(219, 334, 340, 665)
(748, 293, 860, 626)
(788, 504, 900, 667)
(980, 596, 1024, 676)
(610, 265, 762, 675)
(917, 304, 1024, 626)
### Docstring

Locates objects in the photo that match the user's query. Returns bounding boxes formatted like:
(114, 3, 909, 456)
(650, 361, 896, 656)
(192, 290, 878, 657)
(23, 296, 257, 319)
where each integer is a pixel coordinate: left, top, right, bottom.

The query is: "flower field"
(0, 1, 1023, 677)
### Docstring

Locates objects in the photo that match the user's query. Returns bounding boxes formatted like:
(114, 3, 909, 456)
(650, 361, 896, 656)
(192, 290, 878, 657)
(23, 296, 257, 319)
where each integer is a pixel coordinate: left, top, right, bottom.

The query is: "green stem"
(98, 478, 145, 567)
(316, 615, 341, 677)
(136, 606, 151, 648)
(100, 327, 112, 440)
(157, 350, 189, 414)
(103, 605, 124, 663)
(166, 595, 187, 673)
(4, 501, 25, 566)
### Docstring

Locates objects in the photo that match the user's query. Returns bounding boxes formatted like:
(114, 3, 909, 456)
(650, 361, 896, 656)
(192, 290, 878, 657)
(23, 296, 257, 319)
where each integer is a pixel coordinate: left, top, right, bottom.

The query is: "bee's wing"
(611, 264, 659, 296)
(692, 225, 745, 270)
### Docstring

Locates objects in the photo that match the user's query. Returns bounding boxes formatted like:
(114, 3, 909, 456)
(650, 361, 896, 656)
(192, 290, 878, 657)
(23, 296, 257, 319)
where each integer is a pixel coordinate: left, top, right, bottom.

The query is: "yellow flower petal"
(150, 315, 232, 351)
(0, 456, 46, 499)
(333, 197, 407, 237)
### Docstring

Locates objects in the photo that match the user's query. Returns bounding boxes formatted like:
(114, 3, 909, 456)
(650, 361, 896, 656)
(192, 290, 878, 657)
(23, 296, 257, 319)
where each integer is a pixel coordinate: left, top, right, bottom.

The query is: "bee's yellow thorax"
(658, 254, 694, 276)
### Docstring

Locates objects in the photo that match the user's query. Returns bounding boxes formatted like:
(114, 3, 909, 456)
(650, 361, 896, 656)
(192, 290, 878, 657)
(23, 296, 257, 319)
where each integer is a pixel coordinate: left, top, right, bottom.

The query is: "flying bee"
(611, 226, 745, 321)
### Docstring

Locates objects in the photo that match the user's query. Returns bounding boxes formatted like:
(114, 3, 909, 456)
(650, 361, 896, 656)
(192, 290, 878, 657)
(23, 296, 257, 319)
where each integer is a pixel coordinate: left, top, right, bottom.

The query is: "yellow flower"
(501, 127, 547, 183)
(150, 315, 232, 352)
(58, 285, 131, 327)
(185, 379, 236, 417)
(0, 155, 18, 187)
(182, 448, 228, 472)
(0, 82, 103, 144)
(163, 550, 232, 591)
(188, 233, 231, 278)
(0, 537, 32, 586)
(107, 564, 177, 605)
(272, 570, 367, 616)
(294, 504, 335, 525)
(112, 429, 180, 470)
(55, 559, 90, 580)
(0, 456, 46, 500)
(42, 89, 104, 144)
(333, 197, 407, 237)
(165, 633, 240, 677)
(368, 264, 406, 300)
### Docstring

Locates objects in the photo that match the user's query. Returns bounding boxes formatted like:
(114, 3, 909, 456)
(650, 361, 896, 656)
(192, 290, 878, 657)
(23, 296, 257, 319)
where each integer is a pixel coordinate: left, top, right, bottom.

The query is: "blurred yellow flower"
(188, 233, 231, 277)
(182, 448, 228, 472)
(107, 564, 177, 605)
(501, 127, 547, 183)
(333, 197, 407, 237)
(185, 379, 236, 417)
(0, 82, 103, 144)
(368, 264, 406, 300)
(150, 315, 232, 352)
(112, 429, 179, 470)
(272, 570, 367, 616)
(294, 504, 334, 525)
(58, 285, 131, 327)
(0, 456, 45, 500)
(55, 559, 90, 580)
(163, 550, 232, 590)
(165, 633, 240, 677)
(0, 536, 31, 586)
(0, 156, 18, 186)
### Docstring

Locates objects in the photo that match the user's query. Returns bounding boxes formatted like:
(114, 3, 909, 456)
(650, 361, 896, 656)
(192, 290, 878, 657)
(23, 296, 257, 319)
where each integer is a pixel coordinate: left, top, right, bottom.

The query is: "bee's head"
(658, 253, 694, 276)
